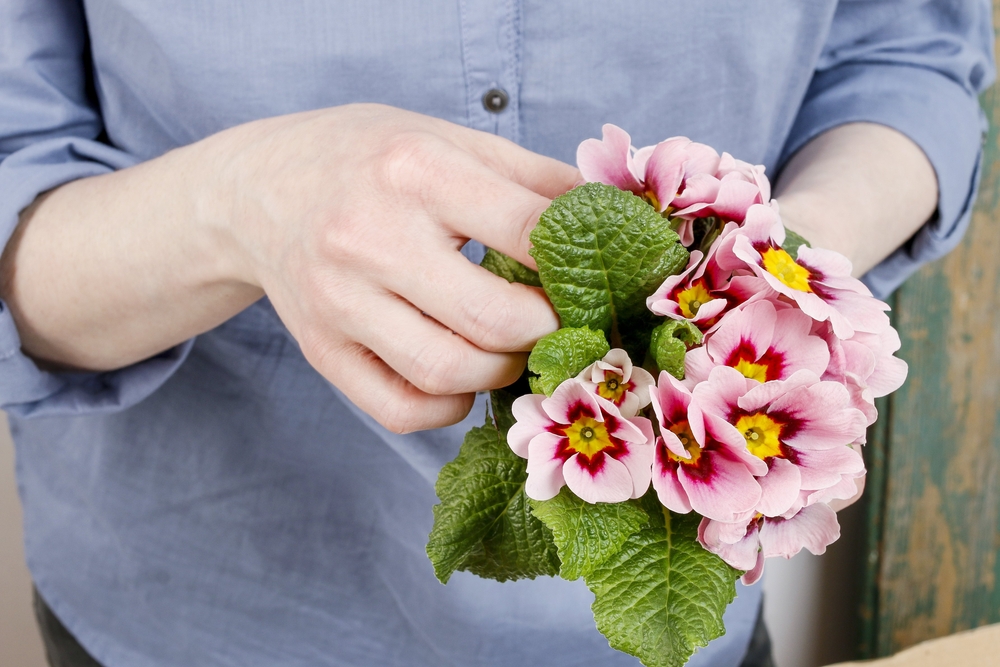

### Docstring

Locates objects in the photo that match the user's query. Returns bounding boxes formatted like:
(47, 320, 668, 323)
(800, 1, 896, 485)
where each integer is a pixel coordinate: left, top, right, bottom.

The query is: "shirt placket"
(458, 0, 522, 144)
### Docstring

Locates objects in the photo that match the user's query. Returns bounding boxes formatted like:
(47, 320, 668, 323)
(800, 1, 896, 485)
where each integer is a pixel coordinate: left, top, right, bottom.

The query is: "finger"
(384, 249, 559, 352)
(404, 149, 555, 267)
(305, 335, 477, 433)
(340, 289, 529, 394)
(450, 129, 581, 199)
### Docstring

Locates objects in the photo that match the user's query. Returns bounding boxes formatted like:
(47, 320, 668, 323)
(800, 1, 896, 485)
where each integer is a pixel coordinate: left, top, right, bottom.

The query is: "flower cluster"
(509, 125, 907, 584)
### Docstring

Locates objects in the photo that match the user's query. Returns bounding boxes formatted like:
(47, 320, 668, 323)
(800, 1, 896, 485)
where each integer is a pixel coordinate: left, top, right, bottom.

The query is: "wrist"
(180, 124, 267, 293)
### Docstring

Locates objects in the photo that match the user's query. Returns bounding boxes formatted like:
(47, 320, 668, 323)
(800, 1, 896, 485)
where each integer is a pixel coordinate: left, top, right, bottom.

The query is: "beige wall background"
(0, 412, 46, 667)
(0, 409, 856, 667)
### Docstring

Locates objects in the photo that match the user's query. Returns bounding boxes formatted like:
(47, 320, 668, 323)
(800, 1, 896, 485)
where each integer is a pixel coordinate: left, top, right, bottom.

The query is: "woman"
(0, 1, 992, 665)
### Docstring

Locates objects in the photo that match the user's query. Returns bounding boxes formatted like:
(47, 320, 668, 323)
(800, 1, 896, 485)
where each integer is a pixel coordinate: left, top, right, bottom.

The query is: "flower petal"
(627, 365, 656, 409)
(577, 124, 644, 195)
(542, 379, 603, 425)
(683, 346, 716, 385)
(706, 299, 777, 367)
(652, 444, 694, 513)
(707, 178, 764, 221)
(700, 517, 762, 573)
(649, 372, 692, 429)
(672, 172, 721, 210)
(868, 354, 908, 397)
(794, 445, 865, 491)
(616, 425, 655, 499)
(760, 503, 840, 559)
(524, 432, 568, 501)
(508, 394, 549, 457)
(769, 307, 831, 378)
(741, 551, 766, 585)
(692, 365, 754, 422)
(642, 138, 689, 211)
(678, 450, 761, 522)
(563, 453, 634, 504)
(756, 458, 801, 517)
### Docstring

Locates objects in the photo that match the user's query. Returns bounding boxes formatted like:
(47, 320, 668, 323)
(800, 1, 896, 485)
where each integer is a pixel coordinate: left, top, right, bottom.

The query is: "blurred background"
(1, 413, 46, 665)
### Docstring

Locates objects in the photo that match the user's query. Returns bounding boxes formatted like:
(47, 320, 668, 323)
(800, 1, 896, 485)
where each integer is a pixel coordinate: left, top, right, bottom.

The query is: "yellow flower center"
(564, 417, 615, 458)
(735, 413, 783, 460)
(733, 358, 770, 383)
(761, 247, 812, 292)
(597, 373, 628, 404)
(677, 282, 713, 318)
(644, 189, 661, 211)
(666, 421, 702, 464)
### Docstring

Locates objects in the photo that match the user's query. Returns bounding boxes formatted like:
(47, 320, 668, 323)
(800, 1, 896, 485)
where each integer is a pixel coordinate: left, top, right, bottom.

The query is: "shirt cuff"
(779, 62, 988, 300)
(0, 137, 193, 418)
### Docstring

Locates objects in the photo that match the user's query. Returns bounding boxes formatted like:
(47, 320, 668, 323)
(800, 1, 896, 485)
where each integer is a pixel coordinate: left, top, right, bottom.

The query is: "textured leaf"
(490, 386, 519, 436)
(529, 183, 689, 346)
(427, 417, 560, 583)
(585, 501, 740, 667)
(529, 488, 649, 580)
(649, 320, 703, 380)
(481, 248, 542, 287)
(781, 227, 811, 260)
(527, 327, 610, 395)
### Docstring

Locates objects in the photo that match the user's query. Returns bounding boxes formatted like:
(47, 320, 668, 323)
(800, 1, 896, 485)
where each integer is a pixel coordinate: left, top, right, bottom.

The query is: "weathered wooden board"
(860, 7, 1000, 657)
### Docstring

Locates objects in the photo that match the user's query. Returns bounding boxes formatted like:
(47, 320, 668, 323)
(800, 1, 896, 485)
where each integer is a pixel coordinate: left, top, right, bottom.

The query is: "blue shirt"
(0, 1, 993, 665)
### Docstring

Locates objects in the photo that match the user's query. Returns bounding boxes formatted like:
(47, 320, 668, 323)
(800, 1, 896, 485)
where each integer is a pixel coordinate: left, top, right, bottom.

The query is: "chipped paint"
(863, 11, 1000, 657)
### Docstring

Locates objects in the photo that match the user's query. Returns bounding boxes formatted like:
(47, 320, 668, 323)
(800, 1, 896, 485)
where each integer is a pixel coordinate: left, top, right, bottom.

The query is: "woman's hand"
(0, 104, 579, 432)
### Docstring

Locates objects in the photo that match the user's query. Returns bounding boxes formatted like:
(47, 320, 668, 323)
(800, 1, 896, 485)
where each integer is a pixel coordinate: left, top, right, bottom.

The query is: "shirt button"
(482, 88, 509, 113)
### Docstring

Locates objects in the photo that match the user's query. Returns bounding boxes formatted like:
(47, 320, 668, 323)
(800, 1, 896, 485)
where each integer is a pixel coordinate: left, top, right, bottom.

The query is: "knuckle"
(298, 329, 345, 379)
(376, 133, 444, 198)
(374, 390, 427, 434)
(463, 291, 520, 351)
(409, 338, 465, 395)
(318, 208, 373, 265)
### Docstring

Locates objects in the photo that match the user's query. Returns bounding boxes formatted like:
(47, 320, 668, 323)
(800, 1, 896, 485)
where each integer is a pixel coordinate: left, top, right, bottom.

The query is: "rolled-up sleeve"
(780, 0, 996, 298)
(0, 0, 192, 418)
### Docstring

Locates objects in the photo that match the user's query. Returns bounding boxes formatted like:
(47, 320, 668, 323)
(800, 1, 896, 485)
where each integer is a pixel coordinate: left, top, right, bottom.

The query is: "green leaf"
(527, 327, 610, 396)
(585, 501, 740, 667)
(528, 488, 649, 580)
(781, 227, 811, 260)
(427, 416, 560, 583)
(490, 387, 519, 436)
(481, 248, 542, 287)
(649, 320, 703, 380)
(529, 183, 689, 346)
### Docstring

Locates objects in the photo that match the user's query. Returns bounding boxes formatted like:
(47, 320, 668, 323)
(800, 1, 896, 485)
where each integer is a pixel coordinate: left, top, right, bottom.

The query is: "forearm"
(774, 122, 939, 277)
(0, 133, 261, 371)
(0, 104, 574, 432)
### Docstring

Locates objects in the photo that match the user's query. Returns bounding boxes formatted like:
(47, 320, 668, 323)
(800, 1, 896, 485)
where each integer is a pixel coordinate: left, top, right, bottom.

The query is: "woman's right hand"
(1, 104, 579, 431)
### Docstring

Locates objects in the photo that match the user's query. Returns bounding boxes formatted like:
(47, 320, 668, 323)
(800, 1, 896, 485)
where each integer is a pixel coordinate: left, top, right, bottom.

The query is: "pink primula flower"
(576, 348, 655, 418)
(693, 367, 867, 518)
(791, 445, 867, 511)
(685, 299, 831, 385)
(507, 379, 654, 504)
(816, 322, 908, 434)
(577, 124, 722, 245)
(648, 372, 763, 522)
(698, 502, 841, 584)
(647, 222, 759, 333)
(716, 204, 892, 339)
(646, 250, 731, 330)
(670, 153, 772, 244)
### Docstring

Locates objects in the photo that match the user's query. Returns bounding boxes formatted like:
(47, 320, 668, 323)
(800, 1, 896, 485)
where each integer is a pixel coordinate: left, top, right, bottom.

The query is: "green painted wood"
(860, 8, 1000, 657)
(859, 394, 892, 658)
